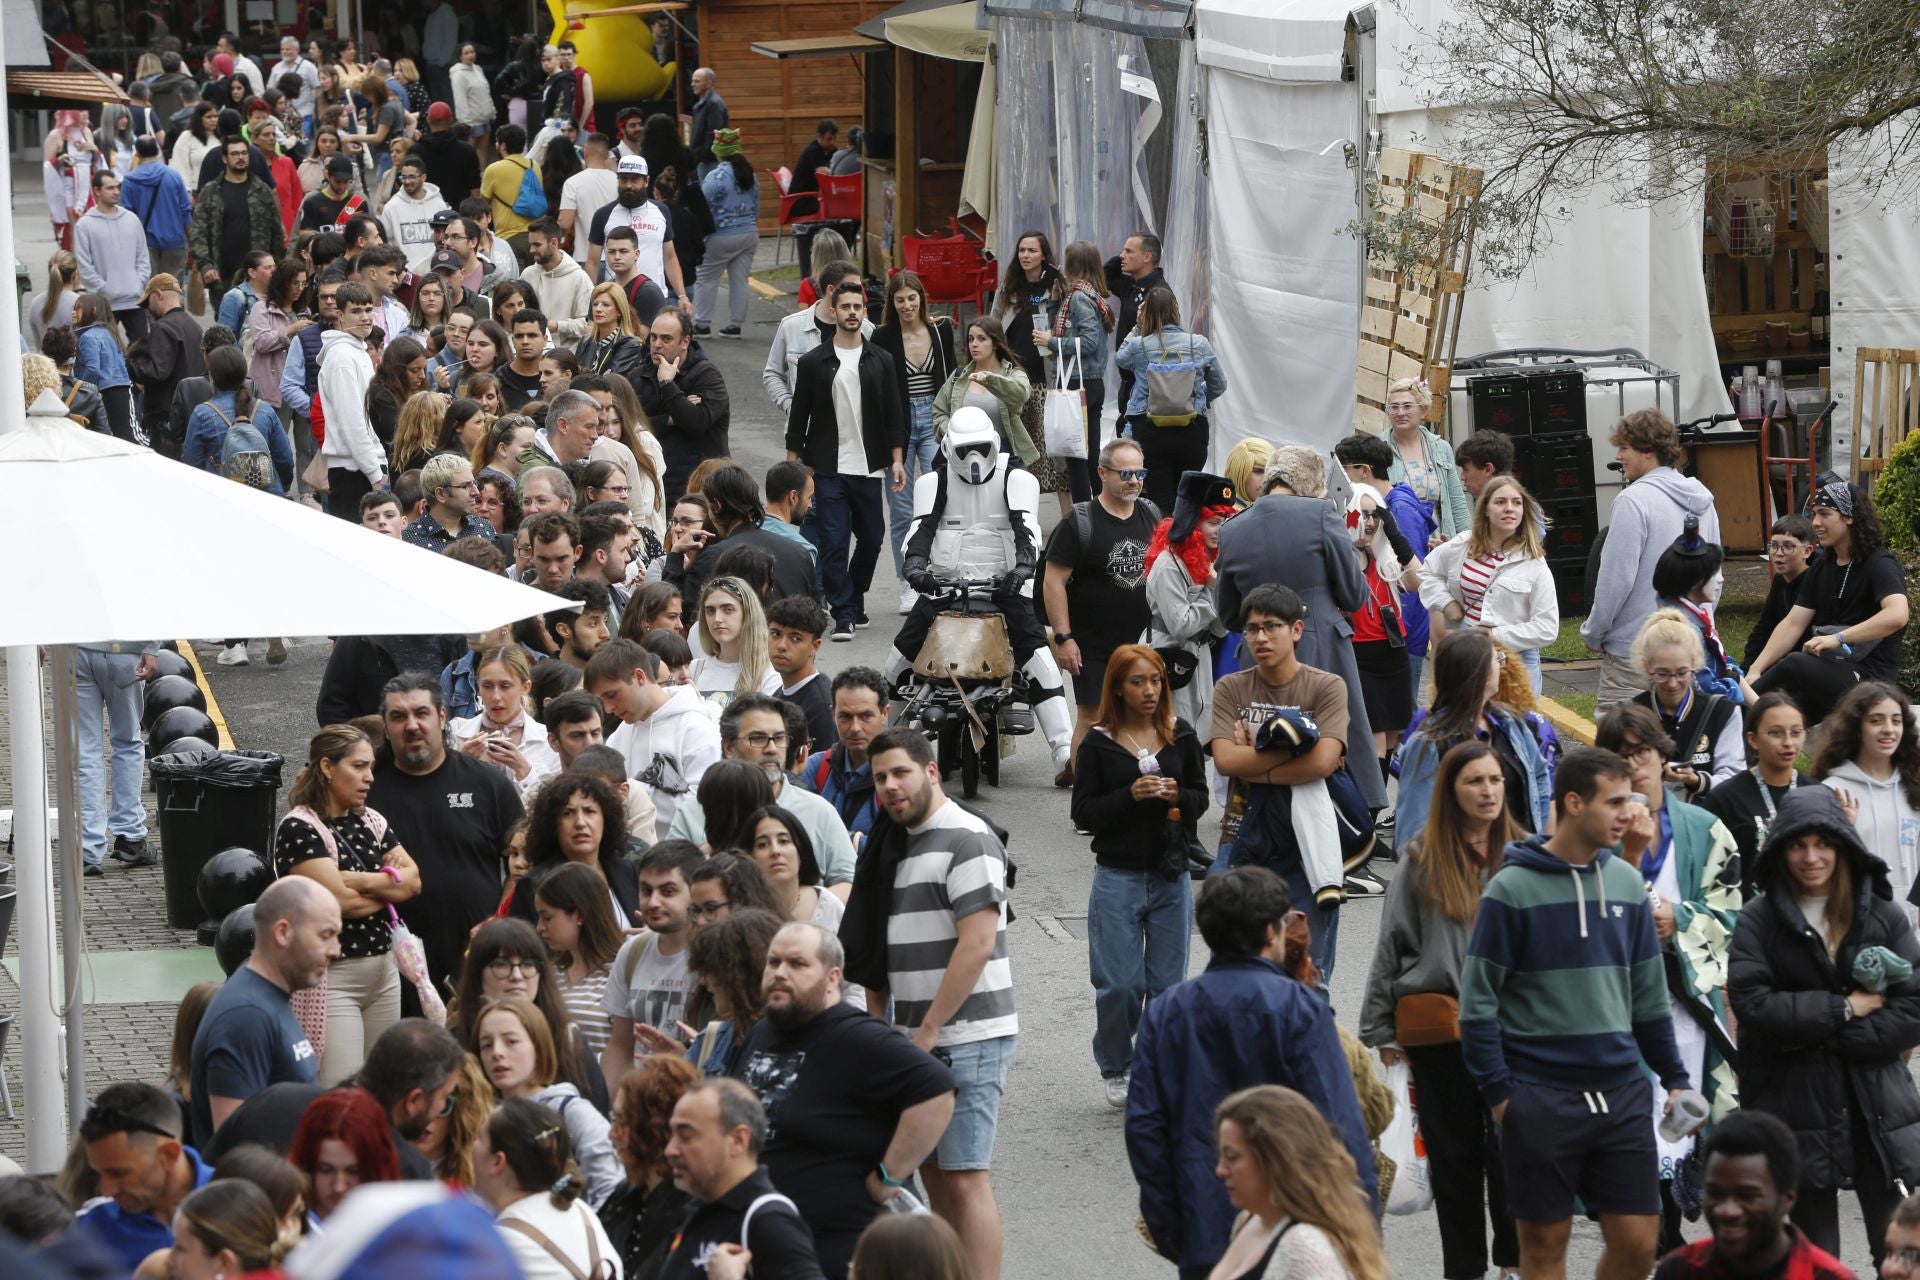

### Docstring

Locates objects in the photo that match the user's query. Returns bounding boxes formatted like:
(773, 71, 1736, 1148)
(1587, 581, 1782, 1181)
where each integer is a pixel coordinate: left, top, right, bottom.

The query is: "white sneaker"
(1344, 869, 1387, 897)
(898, 584, 917, 615)
(215, 643, 250, 667)
(1104, 1074, 1130, 1109)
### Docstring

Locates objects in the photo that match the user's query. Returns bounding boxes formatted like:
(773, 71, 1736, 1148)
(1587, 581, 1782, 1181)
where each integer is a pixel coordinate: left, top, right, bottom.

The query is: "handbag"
(1160, 815, 1213, 880)
(1154, 645, 1200, 690)
(1393, 992, 1461, 1046)
(301, 449, 331, 495)
(1043, 342, 1087, 458)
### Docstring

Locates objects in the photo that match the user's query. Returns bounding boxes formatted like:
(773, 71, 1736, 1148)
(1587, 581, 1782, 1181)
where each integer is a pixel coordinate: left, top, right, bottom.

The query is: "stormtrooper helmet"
(943, 406, 999, 484)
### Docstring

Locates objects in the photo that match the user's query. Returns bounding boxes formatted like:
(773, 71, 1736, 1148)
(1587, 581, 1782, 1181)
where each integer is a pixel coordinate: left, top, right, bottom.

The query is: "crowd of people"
(12, 22, 1920, 1280)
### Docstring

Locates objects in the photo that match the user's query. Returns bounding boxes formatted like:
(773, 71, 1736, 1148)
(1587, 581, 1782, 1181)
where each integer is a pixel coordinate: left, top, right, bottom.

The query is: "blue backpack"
(509, 158, 547, 218)
(212, 403, 274, 490)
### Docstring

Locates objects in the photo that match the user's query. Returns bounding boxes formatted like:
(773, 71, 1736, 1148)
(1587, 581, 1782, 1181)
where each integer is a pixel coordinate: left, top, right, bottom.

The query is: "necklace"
(1121, 728, 1160, 762)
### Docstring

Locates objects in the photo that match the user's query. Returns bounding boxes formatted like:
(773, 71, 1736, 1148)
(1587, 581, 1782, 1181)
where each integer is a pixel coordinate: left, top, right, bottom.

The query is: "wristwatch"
(1055, 632, 1074, 644)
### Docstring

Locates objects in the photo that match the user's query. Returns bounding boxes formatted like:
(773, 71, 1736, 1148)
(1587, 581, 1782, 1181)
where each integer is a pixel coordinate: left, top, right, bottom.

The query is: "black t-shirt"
(366, 751, 524, 987)
(189, 966, 317, 1147)
(219, 181, 252, 274)
(273, 812, 400, 959)
(1700, 770, 1804, 897)
(779, 673, 835, 755)
(1794, 546, 1907, 679)
(299, 188, 359, 233)
(498, 363, 544, 411)
(1043, 500, 1159, 660)
(733, 1002, 954, 1278)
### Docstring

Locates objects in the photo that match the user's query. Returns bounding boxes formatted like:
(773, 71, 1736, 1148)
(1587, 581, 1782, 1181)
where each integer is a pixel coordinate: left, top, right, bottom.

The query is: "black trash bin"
(150, 750, 284, 932)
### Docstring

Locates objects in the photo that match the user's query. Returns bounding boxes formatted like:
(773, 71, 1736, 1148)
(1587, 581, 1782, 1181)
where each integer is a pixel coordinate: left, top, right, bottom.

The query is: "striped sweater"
(1460, 835, 1688, 1105)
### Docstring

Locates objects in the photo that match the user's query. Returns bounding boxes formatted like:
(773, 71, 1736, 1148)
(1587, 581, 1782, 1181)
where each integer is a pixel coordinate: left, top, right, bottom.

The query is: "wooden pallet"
(1355, 148, 1482, 434)
(1852, 347, 1920, 477)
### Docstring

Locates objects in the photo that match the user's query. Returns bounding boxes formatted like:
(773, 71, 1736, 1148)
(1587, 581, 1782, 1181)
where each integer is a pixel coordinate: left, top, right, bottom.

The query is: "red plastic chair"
(902, 235, 992, 325)
(771, 165, 823, 267)
(818, 171, 863, 222)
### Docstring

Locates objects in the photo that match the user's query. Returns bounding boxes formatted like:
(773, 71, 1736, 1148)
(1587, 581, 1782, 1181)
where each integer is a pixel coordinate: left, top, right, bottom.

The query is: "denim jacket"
(700, 162, 761, 235)
(1054, 288, 1111, 388)
(74, 323, 131, 390)
(1114, 324, 1227, 417)
(1395, 706, 1554, 841)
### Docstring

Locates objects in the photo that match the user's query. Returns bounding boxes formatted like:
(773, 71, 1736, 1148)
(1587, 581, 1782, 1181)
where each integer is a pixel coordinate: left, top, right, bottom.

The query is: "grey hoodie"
(1823, 761, 1920, 915)
(1581, 468, 1719, 655)
(72, 204, 151, 310)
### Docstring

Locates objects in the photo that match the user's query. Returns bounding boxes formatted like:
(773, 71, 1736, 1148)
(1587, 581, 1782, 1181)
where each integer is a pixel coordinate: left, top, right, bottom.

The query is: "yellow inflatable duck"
(547, 0, 679, 105)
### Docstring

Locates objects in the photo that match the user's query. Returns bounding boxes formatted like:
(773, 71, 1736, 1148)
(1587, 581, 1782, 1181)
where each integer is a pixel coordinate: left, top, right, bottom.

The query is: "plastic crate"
(1467, 373, 1535, 436)
(1515, 431, 1596, 494)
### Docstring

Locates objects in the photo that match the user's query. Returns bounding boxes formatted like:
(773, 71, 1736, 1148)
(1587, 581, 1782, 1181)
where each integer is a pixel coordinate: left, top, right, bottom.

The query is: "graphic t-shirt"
(589, 198, 675, 288)
(189, 966, 317, 1147)
(603, 932, 692, 1044)
(1208, 664, 1349, 847)
(1043, 500, 1159, 659)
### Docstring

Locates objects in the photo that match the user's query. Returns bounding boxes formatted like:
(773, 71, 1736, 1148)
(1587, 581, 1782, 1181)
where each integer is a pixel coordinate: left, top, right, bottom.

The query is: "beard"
(616, 189, 647, 208)
(764, 993, 820, 1033)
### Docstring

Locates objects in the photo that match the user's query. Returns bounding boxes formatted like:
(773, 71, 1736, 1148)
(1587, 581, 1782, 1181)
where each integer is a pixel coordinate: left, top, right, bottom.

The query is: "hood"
(1752, 784, 1891, 897)
(1826, 760, 1903, 795)
(122, 164, 167, 188)
(536, 252, 583, 280)
(1629, 467, 1716, 517)
(531, 1081, 582, 1105)
(647, 684, 710, 727)
(1500, 834, 1620, 940)
(389, 182, 444, 208)
(321, 327, 373, 363)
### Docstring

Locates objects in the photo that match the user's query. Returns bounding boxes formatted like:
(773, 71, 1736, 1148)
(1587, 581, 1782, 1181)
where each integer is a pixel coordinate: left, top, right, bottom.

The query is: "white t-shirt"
(832, 343, 868, 477)
(594, 199, 672, 287)
(560, 168, 618, 263)
(689, 655, 783, 710)
(603, 932, 691, 1041)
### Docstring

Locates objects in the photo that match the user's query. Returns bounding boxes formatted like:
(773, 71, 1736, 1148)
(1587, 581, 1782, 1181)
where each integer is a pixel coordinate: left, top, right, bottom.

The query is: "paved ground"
(0, 163, 1888, 1275)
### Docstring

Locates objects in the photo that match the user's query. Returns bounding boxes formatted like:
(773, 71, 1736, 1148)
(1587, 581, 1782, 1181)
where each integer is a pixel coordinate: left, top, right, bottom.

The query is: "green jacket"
(187, 175, 286, 276)
(1649, 794, 1743, 1123)
(1386, 426, 1470, 539)
(931, 361, 1036, 464)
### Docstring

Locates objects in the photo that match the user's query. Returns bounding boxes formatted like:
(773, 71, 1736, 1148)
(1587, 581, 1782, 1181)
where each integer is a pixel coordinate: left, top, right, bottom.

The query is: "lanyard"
(1753, 768, 1798, 826)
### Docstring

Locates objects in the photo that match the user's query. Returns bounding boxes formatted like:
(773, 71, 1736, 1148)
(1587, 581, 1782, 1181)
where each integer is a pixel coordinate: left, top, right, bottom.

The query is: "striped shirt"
(1458, 551, 1510, 626)
(555, 966, 614, 1058)
(886, 800, 1018, 1047)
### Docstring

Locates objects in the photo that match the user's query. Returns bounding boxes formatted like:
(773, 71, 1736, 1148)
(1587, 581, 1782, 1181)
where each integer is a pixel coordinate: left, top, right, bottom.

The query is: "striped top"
(1458, 551, 1511, 625)
(886, 801, 1018, 1047)
(554, 965, 613, 1058)
(903, 338, 941, 401)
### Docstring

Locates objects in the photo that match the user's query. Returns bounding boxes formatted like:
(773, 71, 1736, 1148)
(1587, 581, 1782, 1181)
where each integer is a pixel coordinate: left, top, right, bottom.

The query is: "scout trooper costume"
(886, 406, 1074, 770)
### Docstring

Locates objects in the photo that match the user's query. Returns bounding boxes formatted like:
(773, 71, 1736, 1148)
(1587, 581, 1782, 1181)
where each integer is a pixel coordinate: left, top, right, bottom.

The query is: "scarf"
(1053, 278, 1115, 336)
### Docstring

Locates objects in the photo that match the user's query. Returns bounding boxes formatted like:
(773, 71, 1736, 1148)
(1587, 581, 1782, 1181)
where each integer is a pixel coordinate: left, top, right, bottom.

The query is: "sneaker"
(83, 862, 104, 878)
(692, 323, 712, 336)
(1054, 762, 1074, 789)
(1103, 1074, 1130, 1109)
(111, 836, 156, 867)
(215, 642, 249, 667)
(266, 638, 288, 666)
(831, 623, 856, 642)
(856, 610, 871, 628)
(1344, 869, 1387, 897)
(898, 585, 917, 615)
(718, 325, 742, 339)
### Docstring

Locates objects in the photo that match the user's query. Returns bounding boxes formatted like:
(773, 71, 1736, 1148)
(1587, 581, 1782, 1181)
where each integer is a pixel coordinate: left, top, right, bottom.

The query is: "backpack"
(211, 401, 275, 489)
(1142, 333, 1201, 426)
(510, 157, 548, 218)
(1067, 496, 1161, 564)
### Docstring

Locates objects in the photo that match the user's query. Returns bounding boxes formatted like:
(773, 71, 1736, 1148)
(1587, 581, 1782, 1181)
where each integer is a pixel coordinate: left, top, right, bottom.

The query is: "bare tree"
(1400, 0, 1920, 277)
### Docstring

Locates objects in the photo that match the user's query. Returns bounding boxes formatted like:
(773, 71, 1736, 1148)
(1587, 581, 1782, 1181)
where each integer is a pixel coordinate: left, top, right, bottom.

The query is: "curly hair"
(1610, 408, 1682, 469)
(611, 1055, 700, 1181)
(1814, 681, 1920, 808)
(687, 908, 784, 1028)
(524, 770, 627, 874)
(1214, 1087, 1389, 1280)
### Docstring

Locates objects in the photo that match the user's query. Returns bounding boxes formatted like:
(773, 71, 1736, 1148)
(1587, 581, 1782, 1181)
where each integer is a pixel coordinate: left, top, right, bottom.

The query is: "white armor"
(910, 457, 1042, 580)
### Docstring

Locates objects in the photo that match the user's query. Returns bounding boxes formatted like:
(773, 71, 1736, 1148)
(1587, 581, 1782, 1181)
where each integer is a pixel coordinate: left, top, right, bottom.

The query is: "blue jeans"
(932, 1034, 1017, 1171)
(889, 396, 939, 576)
(1287, 863, 1341, 986)
(1518, 647, 1542, 694)
(1087, 866, 1191, 1079)
(75, 649, 148, 866)
(803, 471, 885, 627)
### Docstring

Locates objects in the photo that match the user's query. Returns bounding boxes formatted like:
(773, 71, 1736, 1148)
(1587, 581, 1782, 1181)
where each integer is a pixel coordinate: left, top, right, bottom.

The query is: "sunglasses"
(83, 1106, 179, 1143)
(1105, 468, 1148, 482)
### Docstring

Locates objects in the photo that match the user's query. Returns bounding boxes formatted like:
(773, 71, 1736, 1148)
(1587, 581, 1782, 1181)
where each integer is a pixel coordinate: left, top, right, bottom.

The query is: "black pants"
(1130, 413, 1210, 513)
(327, 466, 372, 521)
(1063, 377, 1104, 504)
(1754, 652, 1865, 727)
(1791, 1088, 1902, 1272)
(100, 384, 136, 443)
(113, 306, 149, 344)
(1407, 1042, 1518, 1279)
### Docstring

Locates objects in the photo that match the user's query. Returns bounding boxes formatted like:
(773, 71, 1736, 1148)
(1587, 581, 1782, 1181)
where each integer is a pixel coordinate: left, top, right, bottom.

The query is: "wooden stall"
(1703, 154, 1830, 376)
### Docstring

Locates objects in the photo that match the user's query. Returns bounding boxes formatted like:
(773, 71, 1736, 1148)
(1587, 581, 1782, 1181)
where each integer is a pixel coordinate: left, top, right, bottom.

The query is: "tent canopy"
(1193, 0, 1356, 81)
(856, 0, 992, 60)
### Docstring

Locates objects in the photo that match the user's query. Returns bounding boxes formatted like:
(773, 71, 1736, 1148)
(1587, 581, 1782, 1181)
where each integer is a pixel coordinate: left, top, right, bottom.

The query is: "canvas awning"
(1193, 0, 1356, 81)
(751, 34, 886, 58)
(7, 70, 127, 103)
(855, 0, 992, 61)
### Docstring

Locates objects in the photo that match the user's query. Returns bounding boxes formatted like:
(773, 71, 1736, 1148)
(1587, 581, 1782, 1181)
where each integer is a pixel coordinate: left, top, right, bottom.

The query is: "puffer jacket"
(1728, 786, 1920, 1191)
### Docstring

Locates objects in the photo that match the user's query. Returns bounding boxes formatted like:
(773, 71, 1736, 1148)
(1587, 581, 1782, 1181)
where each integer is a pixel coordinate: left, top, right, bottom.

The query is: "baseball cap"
(429, 208, 458, 229)
(430, 249, 464, 275)
(326, 155, 354, 177)
(426, 101, 453, 124)
(616, 155, 649, 178)
(137, 273, 182, 304)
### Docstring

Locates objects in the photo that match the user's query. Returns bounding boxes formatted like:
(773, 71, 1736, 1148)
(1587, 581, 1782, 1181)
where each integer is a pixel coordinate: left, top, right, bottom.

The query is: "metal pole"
(50, 646, 86, 1133)
(6, 648, 65, 1171)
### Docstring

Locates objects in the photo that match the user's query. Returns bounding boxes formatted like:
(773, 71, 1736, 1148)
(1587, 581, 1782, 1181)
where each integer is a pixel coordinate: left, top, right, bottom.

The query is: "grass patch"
(754, 264, 802, 289)
(1553, 692, 1598, 721)
(1543, 603, 1764, 665)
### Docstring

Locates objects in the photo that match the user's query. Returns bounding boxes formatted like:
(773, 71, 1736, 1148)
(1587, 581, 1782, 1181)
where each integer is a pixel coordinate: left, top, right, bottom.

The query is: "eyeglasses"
(1647, 668, 1693, 684)
(1619, 743, 1659, 764)
(689, 900, 731, 921)
(1767, 541, 1806, 554)
(436, 1085, 459, 1118)
(485, 958, 540, 978)
(1104, 468, 1148, 481)
(740, 731, 788, 750)
(1243, 621, 1297, 638)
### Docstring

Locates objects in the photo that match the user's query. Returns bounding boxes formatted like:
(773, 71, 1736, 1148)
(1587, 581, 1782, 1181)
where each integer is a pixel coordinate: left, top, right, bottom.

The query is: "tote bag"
(1043, 342, 1087, 458)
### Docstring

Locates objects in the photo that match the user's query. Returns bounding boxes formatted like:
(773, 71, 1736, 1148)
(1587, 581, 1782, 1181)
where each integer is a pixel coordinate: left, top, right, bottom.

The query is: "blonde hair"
(1265, 444, 1326, 499)
(391, 391, 450, 472)
(1215, 1087, 1389, 1280)
(434, 1055, 496, 1185)
(1631, 608, 1705, 675)
(22, 354, 61, 407)
(697, 576, 772, 695)
(41, 249, 77, 328)
(587, 283, 642, 339)
(1467, 474, 1547, 560)
(1386, 376, 1433, 411)
(1224, 438, 1273, 504)
(475, 646, 534, 720)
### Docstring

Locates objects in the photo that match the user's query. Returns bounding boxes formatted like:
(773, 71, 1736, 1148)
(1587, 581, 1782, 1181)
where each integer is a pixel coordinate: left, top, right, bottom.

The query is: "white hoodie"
(381, 180, 450, 273)
(1824, 760, 1920, 917)
(317, 328, 384, 483)
(607, 684, 722, 841)
(520, 252, 592, 342)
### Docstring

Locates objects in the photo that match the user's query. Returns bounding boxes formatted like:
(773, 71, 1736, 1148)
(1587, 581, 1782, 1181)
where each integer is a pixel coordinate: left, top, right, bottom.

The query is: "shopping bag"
(386, 906, 447, 1024)
(1043, 344, 1087, 458)
(1380, 1059, 1433, 1215)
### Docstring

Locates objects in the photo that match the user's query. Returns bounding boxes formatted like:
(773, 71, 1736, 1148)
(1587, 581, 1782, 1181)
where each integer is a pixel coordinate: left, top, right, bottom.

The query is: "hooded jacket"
(119, 161, 192, 251)
(1822, 761, 1920, 913)
(410, 128, 482, 206)
(379, 180, 449, 272)
(520, 251, 592, 341)
(1582, 467, 1720, 656)
(1728, 786, 1920, 1190)
(527, 1082, 622, 1210)
(606, 685, 722, 841)
(72, 204, 150, 309)
(1460, 835, 1690, 1105)
(317, 327, 383, 483)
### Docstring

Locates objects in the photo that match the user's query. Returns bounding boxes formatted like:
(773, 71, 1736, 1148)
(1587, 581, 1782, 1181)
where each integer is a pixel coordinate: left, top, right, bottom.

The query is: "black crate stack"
(1465, 369, 1597, 614)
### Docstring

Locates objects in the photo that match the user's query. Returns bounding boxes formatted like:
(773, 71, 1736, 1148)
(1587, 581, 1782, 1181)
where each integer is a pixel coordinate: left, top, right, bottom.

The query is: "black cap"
(430, 248, 463, 274)
(1169, 471, 1238, 544)
(429, 208, 458, 229)
(326, 155, 354, 177)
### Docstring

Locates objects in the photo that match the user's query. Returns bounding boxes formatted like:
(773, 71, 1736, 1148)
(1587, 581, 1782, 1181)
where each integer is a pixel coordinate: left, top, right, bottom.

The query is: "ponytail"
(41, 251, 76, 328)
(547, 1165, 587, 1210)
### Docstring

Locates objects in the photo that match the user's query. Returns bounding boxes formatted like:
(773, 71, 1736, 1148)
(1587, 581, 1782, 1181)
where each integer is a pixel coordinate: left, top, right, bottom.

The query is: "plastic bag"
(1380, 1059, 1432, 1215)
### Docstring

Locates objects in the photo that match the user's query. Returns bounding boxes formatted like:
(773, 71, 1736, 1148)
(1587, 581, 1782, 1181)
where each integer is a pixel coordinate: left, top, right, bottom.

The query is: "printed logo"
(447, 791, 474, 810)
(292, 1039, 315, 1061)
(1107, 537, 1147, 590)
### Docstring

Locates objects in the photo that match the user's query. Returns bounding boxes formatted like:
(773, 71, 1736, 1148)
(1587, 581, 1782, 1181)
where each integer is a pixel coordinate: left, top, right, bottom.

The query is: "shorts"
(1072, 652, 1109, 707)
(1500, 1074, 1658, 1221)
(933, 1034, 1017, 1171)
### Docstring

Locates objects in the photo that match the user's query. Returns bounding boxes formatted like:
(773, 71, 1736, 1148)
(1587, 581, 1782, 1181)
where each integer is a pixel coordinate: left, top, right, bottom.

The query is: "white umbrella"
(0, 416, 573, 1170)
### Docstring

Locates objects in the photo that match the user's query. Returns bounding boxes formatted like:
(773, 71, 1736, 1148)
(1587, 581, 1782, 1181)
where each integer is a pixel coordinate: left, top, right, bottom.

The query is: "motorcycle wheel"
(936, 719, 962, 780)
(958, 728, 981, 799)
(982, 717, 1002, 787)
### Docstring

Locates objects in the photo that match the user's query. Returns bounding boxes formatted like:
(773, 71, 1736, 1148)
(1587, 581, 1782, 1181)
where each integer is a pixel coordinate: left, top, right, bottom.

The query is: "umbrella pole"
(50, 646, 86, 1133)
(6, 648, 66, 1171)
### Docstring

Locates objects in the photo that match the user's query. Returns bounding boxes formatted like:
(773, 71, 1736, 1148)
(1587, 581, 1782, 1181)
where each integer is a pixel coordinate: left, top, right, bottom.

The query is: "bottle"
(1810, 263, 1830, 343)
